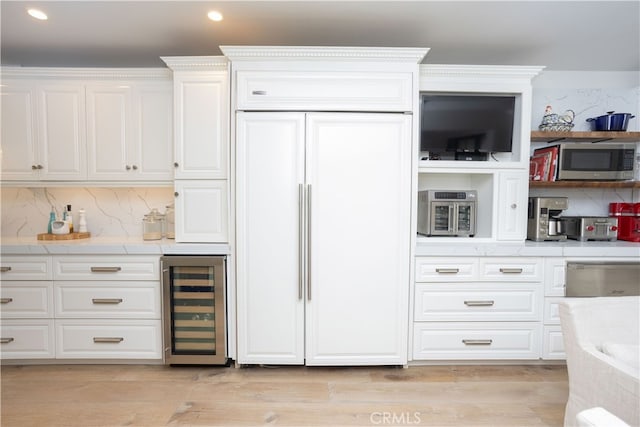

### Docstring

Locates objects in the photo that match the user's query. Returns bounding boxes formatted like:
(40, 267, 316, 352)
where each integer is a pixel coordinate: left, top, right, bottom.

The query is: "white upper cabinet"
(86, 81, 173, 181)
(1, 68, 172, 184)
(86, 83, 132, 180)
(1, 80, 87, 181)
(170, 70, 229, 179)
(1, 81, 39, 180)
(496, 170, 528, 240)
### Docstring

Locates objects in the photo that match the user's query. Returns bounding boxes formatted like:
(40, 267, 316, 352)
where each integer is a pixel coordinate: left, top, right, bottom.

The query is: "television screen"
(420, 94, 515, 158)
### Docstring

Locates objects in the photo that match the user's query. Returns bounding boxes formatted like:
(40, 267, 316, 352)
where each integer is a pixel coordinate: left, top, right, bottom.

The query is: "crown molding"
(420, 64, 545, 81)
(161, 56, 228, 71)
(220, 46, 429, 64)
(0, 67, 171, 80)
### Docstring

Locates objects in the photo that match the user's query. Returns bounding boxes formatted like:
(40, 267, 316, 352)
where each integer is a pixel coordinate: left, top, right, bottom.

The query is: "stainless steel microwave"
(556, 143, 636, 181)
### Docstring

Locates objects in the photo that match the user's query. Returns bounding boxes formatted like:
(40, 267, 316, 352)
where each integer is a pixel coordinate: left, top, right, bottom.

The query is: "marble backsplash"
(1, 187, 174, 238)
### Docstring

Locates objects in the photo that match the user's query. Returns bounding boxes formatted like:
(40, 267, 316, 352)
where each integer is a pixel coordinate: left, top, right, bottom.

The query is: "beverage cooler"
(161, 256, 227, 365)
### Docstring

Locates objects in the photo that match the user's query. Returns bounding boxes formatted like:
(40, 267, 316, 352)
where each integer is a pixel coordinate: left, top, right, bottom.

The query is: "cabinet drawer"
(53, 256, 159, 281)
(236, 71, 413, 112)
(415, 284, 541, 322)
(479, 258, 542, 282)
(0, 282, 53, 318)
(412, 322, 541, 360)
(55, 319, 162, 359)
(54, 282, 161, 319)
(0, 256, 52, 280)
(415, 258, 478, 282)
(0, 319, 55, 359)
(542, 325, 565, 360)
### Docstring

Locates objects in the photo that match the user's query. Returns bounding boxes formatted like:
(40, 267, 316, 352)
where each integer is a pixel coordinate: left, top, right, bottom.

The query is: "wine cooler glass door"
(162, 256, 226, 365)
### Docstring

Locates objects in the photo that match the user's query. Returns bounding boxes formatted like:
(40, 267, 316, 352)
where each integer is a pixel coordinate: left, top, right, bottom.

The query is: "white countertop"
(0, 236, 230, 256)
(415, 239, 640, 258)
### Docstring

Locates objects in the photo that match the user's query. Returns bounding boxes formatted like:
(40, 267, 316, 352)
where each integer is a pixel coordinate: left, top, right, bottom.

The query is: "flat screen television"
(420, 93, 515, 160)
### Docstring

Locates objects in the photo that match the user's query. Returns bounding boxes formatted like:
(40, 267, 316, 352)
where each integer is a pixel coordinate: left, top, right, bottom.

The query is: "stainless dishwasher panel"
(565, 262, 640, 297)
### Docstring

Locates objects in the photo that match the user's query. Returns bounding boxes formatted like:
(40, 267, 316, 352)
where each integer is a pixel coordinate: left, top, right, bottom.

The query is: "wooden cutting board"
(37, 232, 91, 240)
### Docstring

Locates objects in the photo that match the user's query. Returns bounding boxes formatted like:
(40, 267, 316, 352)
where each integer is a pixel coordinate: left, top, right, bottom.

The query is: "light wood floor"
(1, 364, 568, 426)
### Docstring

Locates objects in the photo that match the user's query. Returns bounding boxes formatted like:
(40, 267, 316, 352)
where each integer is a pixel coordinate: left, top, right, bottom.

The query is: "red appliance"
(609, 203, 640, 242)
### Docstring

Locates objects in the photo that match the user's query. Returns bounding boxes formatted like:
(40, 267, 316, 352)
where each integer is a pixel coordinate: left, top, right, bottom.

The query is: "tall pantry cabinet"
(225, 46, 428, 366)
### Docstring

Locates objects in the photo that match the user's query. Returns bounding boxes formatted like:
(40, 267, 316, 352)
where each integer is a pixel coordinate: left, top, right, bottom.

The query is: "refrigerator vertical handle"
(307, 184, 312, 301)
(298, 183, 304, 300)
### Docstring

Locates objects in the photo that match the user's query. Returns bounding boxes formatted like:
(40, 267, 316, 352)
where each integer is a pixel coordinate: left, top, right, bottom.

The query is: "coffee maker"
(527, 197, 569, 241)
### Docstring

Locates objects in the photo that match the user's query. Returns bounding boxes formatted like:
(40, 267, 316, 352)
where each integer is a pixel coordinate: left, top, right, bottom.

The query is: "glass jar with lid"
(143, 208, 165, 240)
(165, 203, 175, 239)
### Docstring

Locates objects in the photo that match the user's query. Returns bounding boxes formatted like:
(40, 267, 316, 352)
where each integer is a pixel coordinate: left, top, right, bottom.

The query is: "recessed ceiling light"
(27, 8, 48, 20)
(207, 10, 223, 22)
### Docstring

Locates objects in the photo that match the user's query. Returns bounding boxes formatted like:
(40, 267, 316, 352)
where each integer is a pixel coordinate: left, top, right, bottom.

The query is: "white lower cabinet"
(413, 322, 541, 360)
(0, 319, 56, 359)
(55, 319, 162, 359)
(0, 255, 162, 362)
(52, 255, 162, 360)
(412, 256, 543, 361)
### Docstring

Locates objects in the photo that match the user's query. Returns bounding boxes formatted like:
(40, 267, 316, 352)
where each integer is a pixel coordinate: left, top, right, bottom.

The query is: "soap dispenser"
(47, 207, 56, 234)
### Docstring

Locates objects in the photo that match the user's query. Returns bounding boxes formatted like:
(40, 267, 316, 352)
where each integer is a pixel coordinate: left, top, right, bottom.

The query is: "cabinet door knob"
(37, 164, 44, 169)
(132, 165, 138, 170)
(511, 203, 517, 209)
(174, 192, 179, 197)
(174, 162, 179, 168)
(126, 165, 131, 170)
(31, 165, 38, 170)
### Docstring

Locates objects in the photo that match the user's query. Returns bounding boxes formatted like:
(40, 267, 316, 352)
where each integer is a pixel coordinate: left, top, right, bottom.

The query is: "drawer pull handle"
(93, 337, 124, 344)
(464, 300, 494, 307)
(251, 90, 267, 96)
(0, 267, 12, 272)
(462, 339, 493, 346)
(499, 268, 523, 274)
(90, 267, 122, 273)
(0, 338, 15, 344)
(0, 298, 13, 304)
(435, 268, 459, 274)
(92, 298, 123, 304)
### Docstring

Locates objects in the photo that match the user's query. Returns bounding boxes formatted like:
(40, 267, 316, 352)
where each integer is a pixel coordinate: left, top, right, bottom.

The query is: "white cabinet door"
(236, 112, 306, 364)
(37, 83, 87, 180)
(304, 113, 411, 366)
(86, 84, 132, 180)
(173, 72, 228, 179)
(174, 180, 228, 243)
(133, 82, 173, 180)
(86, 82, 173, 182)
(0, 81, 39, 180)
(237, 112, 411, 366)
(496, 170, 528, 240)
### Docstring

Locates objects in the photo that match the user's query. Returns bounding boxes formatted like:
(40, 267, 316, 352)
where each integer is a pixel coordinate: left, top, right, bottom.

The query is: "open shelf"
(531, 131, 640, 143)
(529, 180, 640, 189)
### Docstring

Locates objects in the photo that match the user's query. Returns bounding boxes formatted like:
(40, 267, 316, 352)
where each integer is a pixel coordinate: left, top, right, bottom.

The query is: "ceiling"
(1, 1, 639, 71)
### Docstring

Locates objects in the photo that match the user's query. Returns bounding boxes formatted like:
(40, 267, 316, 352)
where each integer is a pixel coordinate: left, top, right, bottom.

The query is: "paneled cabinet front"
(86, 81, 173, 181)
(1, 72, 173, 183)
(412, 256, 543, 361)
(1, 80, 87, 181)
(236, 112, 411, 366)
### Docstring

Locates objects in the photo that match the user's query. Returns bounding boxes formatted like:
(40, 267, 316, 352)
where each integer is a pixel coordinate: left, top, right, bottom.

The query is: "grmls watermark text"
(370, 411, 422, 425)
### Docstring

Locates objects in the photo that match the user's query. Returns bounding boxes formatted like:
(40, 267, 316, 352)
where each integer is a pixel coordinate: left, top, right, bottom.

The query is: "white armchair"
(559, 296, 640, 427)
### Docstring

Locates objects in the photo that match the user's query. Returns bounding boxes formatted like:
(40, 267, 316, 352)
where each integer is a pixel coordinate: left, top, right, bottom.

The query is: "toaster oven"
(417, 190, 477, 237)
